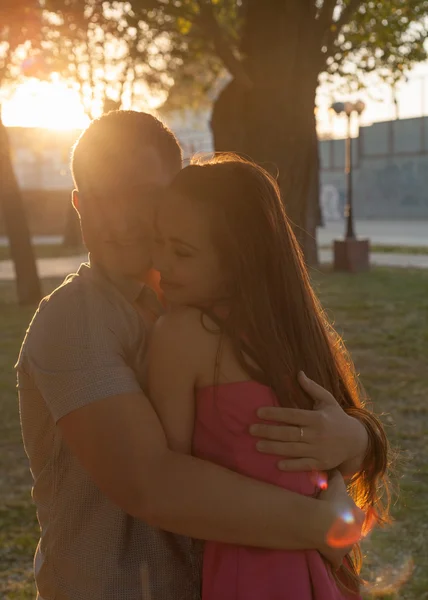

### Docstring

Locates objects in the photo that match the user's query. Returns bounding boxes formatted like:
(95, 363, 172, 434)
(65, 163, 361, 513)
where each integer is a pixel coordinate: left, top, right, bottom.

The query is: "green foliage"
(0, 1, 43, 87)
(127, 0, 243, 110)
(3, 1, 428, 109)
(125, 0, 428, 109)
(41, 0, 172, 117)
(328, 1, 428, 87)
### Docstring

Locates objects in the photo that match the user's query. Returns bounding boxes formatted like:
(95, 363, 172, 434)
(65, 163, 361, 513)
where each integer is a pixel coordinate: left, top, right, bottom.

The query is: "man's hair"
(71, 110, 182, 200)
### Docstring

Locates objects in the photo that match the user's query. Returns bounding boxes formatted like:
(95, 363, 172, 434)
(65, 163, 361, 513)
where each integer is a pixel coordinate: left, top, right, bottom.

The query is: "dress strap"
(198, 306, 265, 378)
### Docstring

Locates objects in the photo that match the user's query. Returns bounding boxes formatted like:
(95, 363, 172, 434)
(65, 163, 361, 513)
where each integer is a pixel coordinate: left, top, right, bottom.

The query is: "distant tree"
(127, 0, 428, 263)
(0, 0, 42, 304)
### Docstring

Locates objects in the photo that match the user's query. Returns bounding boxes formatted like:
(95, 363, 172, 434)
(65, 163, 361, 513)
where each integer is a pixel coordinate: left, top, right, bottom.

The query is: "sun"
(2, 76, 90, 130)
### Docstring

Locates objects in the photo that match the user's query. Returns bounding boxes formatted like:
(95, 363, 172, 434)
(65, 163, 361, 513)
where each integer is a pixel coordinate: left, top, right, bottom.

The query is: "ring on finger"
(300, 427, 304, 441)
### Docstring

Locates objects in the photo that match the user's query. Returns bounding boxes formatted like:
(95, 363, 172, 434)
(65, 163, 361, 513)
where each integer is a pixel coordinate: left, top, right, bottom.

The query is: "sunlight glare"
(2, 77, 90, 130)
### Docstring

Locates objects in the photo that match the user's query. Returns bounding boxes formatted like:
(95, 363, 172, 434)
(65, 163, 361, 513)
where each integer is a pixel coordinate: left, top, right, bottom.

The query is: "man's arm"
(58, 391, 362, 558)
(250, 372, 369, 477)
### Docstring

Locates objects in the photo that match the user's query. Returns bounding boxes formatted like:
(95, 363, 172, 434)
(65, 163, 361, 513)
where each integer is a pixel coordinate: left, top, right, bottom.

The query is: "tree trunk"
(210, 79, 246, 153)
(240, 1, 321, 261)
(304, 112, 322, 267)
(210, 1, 322, 265)
(0, 115, 42, 305)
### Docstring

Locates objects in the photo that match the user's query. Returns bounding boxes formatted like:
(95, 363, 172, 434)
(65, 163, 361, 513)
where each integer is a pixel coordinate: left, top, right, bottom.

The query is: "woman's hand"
(317, 470, 364, 569)
(250, 372, 368, 474)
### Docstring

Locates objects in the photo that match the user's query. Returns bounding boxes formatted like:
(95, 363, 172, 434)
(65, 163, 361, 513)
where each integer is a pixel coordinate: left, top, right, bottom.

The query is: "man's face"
(76, 149, 178, 279)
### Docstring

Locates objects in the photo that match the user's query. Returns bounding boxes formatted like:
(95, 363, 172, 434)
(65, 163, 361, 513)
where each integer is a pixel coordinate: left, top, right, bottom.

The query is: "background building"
(4, 113, 428, 236)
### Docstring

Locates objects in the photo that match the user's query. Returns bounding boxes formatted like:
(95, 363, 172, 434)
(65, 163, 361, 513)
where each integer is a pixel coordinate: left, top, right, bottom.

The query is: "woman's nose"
(152, 242, 168, 274)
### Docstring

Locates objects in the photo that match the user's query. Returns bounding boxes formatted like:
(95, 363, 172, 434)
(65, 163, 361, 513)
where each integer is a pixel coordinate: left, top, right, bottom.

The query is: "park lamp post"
(330, 100, 370, 273)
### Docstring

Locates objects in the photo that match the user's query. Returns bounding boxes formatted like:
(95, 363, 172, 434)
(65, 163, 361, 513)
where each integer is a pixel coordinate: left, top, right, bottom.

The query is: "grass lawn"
(0, 243, 427, 265)
(1, 268, 427, 599)
(366, 245, 428, 255)
(319, 244, 428, 256)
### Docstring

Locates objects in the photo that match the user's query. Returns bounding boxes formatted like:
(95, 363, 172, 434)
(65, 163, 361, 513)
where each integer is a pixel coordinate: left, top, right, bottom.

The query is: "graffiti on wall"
(321, 159, 428, 219)
(320, 184, 345, 221)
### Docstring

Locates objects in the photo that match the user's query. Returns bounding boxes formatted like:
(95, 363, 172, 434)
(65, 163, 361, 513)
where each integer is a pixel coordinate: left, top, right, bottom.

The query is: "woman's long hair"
(169, 154, 390, 591)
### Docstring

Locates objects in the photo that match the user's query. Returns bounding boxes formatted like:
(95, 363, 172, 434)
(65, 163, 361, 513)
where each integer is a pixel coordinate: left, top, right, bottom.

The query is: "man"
(17, 111, 369, 600)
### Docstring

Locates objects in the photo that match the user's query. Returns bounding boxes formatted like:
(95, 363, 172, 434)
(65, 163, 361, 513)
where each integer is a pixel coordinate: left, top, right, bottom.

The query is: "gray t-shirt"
(16, 261, 201, 600)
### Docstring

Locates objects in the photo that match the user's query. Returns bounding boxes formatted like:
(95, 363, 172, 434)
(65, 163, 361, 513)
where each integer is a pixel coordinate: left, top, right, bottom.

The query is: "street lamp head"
(331, 100, 366, 117)
(331, 101, 346, 115)
(354, 100, 366, 115)
(344, 102, 354, 116)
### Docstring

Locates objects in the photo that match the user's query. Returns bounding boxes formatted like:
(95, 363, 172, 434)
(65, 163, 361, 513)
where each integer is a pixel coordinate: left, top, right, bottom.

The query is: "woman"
(148, 155, 389, 599)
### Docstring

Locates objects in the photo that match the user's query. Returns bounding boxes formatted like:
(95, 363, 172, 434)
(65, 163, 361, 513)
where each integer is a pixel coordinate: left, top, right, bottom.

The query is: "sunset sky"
(2, 63, 428, 138)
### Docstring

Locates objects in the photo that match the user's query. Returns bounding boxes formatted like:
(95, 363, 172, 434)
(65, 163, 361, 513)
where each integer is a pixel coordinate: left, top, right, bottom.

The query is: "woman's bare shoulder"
(152, 306, 221, 354)
(152, 307, 247, 388)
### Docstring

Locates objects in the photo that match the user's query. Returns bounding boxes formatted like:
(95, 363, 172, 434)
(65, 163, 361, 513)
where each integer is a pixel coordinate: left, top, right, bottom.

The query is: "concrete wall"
(320, 117, 428, 220)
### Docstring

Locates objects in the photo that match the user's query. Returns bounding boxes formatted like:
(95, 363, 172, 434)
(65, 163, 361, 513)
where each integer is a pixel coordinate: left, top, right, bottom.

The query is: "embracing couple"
(17, 111, 389, 600)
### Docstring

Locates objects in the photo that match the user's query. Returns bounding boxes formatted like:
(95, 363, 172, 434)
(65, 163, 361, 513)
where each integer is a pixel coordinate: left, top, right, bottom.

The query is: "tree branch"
(72, 46, 93, 119)
(317, 0, 337, 27)
(0, 44, 12, 88)
(335, 0, 363, 33)
(129, 66, 136, 108)
(324, 0, 364, 56)
(117, 62, 129, 108)
(196, 0, 252, 89)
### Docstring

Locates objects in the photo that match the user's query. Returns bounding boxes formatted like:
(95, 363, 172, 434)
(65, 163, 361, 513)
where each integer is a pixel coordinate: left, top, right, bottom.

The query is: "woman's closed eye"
(174, 248, 193, 258)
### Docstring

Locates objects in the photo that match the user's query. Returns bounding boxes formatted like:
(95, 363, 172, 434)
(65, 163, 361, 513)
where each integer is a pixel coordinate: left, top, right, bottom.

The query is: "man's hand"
(250, 372, 368, 473)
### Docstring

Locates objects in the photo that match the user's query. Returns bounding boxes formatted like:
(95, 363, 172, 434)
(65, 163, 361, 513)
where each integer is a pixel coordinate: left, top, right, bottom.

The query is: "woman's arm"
(148, 308, 199, 454)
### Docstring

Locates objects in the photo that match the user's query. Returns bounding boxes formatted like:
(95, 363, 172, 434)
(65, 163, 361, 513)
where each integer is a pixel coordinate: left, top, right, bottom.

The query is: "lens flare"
(310, 470, 328, 491)
(21, 56, 47, 78)
(363, 558, 414, 597)
(326, 508, 362, 548)
(341, 510, 355, 524)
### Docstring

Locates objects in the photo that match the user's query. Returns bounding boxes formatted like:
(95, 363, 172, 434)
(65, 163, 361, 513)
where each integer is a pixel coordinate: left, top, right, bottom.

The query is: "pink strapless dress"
(193, 381, 361, 600)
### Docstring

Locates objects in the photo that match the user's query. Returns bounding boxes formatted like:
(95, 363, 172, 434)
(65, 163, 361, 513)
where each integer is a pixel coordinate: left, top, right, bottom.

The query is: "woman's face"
(153, 193, 226, 306)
